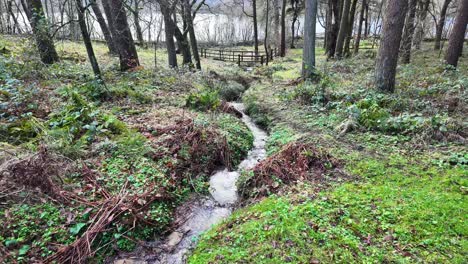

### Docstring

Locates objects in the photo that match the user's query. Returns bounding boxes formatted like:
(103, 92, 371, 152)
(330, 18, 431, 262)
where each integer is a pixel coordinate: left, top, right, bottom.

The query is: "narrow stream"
(114, 103, 268, 264)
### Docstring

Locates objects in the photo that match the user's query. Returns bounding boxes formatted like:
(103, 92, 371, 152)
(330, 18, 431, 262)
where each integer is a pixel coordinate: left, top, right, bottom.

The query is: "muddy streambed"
(113, 103, 268, 264)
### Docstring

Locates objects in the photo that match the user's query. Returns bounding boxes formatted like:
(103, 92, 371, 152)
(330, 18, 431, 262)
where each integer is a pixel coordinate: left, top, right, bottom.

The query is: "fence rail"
(200, 48, 280, 66)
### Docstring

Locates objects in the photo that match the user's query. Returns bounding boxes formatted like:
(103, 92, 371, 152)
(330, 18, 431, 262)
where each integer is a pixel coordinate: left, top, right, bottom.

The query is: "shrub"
(185, 85, 221, 111)
(219, 81, 246, 101)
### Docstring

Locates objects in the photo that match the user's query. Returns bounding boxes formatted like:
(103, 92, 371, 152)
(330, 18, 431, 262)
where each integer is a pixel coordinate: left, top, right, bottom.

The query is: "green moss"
(213, 114, 254, 167)
(189, 155, 467, 263)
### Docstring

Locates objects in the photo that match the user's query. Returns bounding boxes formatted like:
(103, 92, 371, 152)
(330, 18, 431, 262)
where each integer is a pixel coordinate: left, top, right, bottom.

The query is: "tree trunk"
(91, 1, 118, 54)
(434, 0, 452, 50)
(302, 0, 317, 78)
(26, 0, 59, 64)
(353, 0, 366, 54)
(290, 0, 299, 48)
(413, 0, 430, 50)
(344, 0, 358, 56)
(400, 0, 417, 64)
(133, 0, 144, 44)
(161, 5, 177, 68)
(280, 0, 287, 56)
(75, 0, 101, 79)
(184, 0, 201, 69)
(110, 0, 140, 71)
(325, 0, 340, 58)
(253, 0, 259, 54)
(445, 0, 467, 67)
(273, 0, 281, 47)
(7, 0, 22, 34)
(364, 2, 368, 38)
(264, 0, 270, 65)
(335, 0, 351, 58)
(101, 0, 119, 55)
(374, 0, 408, 93)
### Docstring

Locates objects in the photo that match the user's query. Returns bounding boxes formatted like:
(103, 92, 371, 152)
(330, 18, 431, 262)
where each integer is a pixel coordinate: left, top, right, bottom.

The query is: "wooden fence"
(200, 48, 279, 66)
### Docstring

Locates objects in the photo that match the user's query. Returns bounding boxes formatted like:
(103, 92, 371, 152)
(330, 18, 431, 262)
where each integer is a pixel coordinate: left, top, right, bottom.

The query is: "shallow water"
(113, 102, 268, 264)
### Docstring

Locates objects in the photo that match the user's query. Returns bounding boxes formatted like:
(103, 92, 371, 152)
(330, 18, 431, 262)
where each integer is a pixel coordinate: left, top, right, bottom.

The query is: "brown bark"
(401, 0, 417, 64)
(91, 0, 118, 54)
(374, 0, 408, 93)
(445, 0, 468, 67)
(325, 0, 340, 57)
(184, 0, 201, 69)
(344, 0, 358, 56)
(101, 0, 119, 55)
(280, 0, 287, 56)
(159, 2, 177, 68)
(335, 0, 351, 58)
(133, 0, 144, 44)
(434, 0, 452, 50)
(110, 0, 140, 71)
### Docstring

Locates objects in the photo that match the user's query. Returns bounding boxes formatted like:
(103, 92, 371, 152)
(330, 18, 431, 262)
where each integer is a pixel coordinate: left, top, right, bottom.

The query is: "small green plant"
(186, 85, 221, 111)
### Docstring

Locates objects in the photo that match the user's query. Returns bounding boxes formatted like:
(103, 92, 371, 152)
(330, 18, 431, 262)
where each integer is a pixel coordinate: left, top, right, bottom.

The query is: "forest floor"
(1, 35, 467, 263)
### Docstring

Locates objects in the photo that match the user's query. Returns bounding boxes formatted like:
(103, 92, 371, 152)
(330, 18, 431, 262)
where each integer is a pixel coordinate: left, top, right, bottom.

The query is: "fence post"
(261, 55, 264, 65)
(238, 54, 241, 66)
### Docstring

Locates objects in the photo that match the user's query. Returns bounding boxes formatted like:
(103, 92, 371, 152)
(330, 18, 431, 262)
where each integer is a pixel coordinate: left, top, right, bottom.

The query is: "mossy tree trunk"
(400, 0, 417, 64)
(26, 0, 59, 64)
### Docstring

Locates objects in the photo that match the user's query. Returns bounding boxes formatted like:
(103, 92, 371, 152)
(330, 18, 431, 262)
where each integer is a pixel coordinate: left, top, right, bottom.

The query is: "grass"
(189, 43, 467, 263)
(190, 154, 467, 263)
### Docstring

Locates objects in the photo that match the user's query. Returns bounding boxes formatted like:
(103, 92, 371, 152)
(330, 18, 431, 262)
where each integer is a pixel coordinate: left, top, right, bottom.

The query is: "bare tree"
(375, 0, 408, 92)
(302, 0, 317, 78)
(280, 0, 287, 56)
(335, 0, 351, 58)
(354, 0, 366, 54)
(91, 0, 118, 54)
(434, 0, 452, 50)
(344, 0, 358, 56)
(413, 0, 430, 50)
(325, 0, 340, 57)
(289, 0, 302, 48)
(75, 0, 101, 79)
(401, 0, 417, 63)
(445, 0, 467, 67)
(110, 0, 140, 70)
(264, 0, 270, 64)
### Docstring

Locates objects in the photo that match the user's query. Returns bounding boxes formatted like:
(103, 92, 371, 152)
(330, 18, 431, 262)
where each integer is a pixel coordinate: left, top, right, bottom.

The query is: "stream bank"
(113, 102, 268, 264)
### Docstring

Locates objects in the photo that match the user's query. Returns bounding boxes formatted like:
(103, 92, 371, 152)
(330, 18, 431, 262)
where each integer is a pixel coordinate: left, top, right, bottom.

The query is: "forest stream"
(114, 102, 268, 264)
